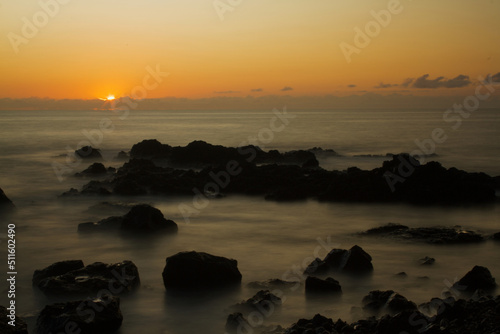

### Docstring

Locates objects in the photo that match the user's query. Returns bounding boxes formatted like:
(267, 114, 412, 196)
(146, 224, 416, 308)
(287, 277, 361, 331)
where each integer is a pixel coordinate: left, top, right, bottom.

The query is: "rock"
(225, 313, 250, 334)
(115, 151, 129, 160)
(130, 139, 172, 158)
(361, 223, 485, 244)
(302, 157, 320, 168)
(35, 295, 122, 334)
(0, 187, 15, 211)
(395, 272, 408, 278)
(75, 146, 102, 159)
(162, 251, 242, 289)
(247, 279, 297, 290)
(33, 260, 84, 286)
(0, 305, 28, 334)
(493, 232, 500, 240)
(78, 204, 178, 234)
(284, 314, 347, 334)
(362, 290, 417, 315)
(305, 245, 373, 275)
(232, 290, 282, 312)
(34, 260, 140, 296)
(453, 265, 496, 293)
(75, 163, 107, 176)
(420, 256, 435, 265)
(305, 276, 342, 294)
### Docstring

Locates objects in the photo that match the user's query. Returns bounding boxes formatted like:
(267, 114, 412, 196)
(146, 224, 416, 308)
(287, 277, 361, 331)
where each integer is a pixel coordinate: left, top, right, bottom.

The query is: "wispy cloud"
(281, 86, 293, 92)
(251, 88, 263, 92)
(374, 82, 398, 89)
(412, 74, 471, 89)
(347, 84, 357, 88)
(214, 90, 239, 94)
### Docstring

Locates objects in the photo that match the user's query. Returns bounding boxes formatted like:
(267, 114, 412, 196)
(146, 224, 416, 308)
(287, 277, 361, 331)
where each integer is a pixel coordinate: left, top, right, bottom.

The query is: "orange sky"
(0, 0, 499, 101)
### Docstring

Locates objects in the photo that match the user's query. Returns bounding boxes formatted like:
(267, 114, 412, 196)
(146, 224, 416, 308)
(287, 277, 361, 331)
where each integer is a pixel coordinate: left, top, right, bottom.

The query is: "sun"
(106, 95, 115, 101)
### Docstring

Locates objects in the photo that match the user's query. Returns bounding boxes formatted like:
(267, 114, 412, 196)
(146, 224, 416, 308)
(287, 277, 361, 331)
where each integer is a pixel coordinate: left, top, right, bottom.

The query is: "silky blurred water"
(0, 109, 499, 333)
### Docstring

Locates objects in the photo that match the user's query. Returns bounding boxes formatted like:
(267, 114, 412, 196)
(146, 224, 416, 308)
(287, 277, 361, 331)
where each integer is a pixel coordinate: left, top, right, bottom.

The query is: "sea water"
(0, 108, 499, 333)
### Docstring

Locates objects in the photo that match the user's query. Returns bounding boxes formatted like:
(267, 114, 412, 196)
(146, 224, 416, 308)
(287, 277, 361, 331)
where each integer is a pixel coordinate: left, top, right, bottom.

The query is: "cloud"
(412, 74, 471, 89)
(401, 78, 414, 88)
(251, 88, 263, 92)
(347, 84, 357, 88)
(214, 90, 239, 94)
(281, 86, 293, 92)
(488, 72, 500, 84)
(374, 82, 398, 89)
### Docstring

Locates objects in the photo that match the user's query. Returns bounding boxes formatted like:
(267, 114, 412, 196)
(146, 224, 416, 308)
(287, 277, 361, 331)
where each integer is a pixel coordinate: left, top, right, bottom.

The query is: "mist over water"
(0, 109, 499, 333)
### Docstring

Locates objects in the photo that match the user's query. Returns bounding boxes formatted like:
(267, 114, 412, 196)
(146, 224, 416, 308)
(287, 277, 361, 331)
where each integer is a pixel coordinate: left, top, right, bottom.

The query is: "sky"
(0, 0, 499, 108)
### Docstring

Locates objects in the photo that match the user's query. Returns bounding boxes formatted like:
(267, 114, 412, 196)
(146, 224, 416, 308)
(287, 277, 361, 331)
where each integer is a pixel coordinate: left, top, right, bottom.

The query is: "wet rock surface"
(362, 290, 417, 315)
(231, 290, 282, 313)
(62, 141, 497, 205)
(35, 296, 122, 334)
(78, 204, 178, 234)
(452, 265, 496, 293)
(361, 223, 485, 244)
(305, 276, 342, 294)
(305, 245, 373, 275)
(33, 260, 140, 296)
(162, 251, 242, 289)
(0, 305, 28, 334)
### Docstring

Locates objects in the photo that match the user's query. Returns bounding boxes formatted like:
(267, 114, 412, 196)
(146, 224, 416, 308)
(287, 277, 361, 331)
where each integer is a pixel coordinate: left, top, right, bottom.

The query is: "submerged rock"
(0, 305, 28, 334)
(362, 290, 417, 315)
(247, 279, 297, 290)
(78, 204, 178, 234)
(75, 162, 108, 176)
(225, 313, 250, 334)
(75, 146, 102, 159)
(231, 290, 282, 313)
(33, 260, 140, 296)
(0, 187, 15, 212)
(419, 256, 435, 265)
(284, 314, 346, 334)
(162, 251, 242, 289)
(35, 296, 122, 334)
(305, 276, 342, 294)
(305, 245, 373, 275)
(453, 265, 496, 294)
(361, 223, 485, 244)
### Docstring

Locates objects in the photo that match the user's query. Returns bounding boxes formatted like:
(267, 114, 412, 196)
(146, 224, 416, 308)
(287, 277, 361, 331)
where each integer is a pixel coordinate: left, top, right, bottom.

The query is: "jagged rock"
(115, 151, 129, 160)
(0, 305, 28, 334)
(75, 162, 107, 176)
(162, 251, 241, 289)
(232, 290, 282, 312)
(305, 245, 373, 275)
(420, 256, 435, 265)
(362, 290, 417, 315)
(453, 265, 496, 293)
(34, 260, 140, 296)
(75, 146, 102, 159)
(305, 276, 342, 294)
(130, 139, 172, 158)
(284, 314, 347, 334)
(0, 187, 15, 212)
(225, 313, 250, 334)
(35, 295, 122, 334)
(78, 204, 177, 234)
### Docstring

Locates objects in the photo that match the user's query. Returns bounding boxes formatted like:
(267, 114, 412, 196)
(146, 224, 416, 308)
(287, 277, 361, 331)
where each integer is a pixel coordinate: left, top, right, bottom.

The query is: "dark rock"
(453, 265, 496, 293)
(35, 295, 122, 334)
(61, 188, 80, 196)
(162, 251, 242, 289)
(33, 260, 84, 286)
(225, 313, 250, 334)
(305, 245, 373, 275)
(75, 146, 102, 159)
(305, 276, 342, 294)
(78, 204, 177, 234)
(81, 181, 111, 195)
(395, 272, 408, 278)
(363, 223, 409, 235)
(284, 314, 343, 334)
(0, 187, 15, 211)
(420, 256, 435, 265)
(34, 260, 140, 296)
(130, 139, 172, 158)
(362, 290, 417, 315)
(232, 290, 282, 312)
(302, 157, 320, 168)
(0, 305, 28, 334)
(493, 232, 500, 240)
(375, 310, 432, 334)
(115, 151, 129, 160)
(75, 163, 108, 177)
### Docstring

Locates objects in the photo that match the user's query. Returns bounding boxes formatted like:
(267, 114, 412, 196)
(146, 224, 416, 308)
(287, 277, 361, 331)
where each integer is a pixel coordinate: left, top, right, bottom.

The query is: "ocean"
(0, 108, 499, 333)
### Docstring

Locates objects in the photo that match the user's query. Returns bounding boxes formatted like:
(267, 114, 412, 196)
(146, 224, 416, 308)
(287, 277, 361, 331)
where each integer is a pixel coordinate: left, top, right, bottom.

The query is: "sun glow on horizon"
(107, 95, 115, 101)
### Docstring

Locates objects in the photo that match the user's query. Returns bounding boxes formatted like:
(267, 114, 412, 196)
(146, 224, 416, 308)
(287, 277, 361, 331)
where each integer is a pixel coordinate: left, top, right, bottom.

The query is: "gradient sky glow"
(1, 0, 499, 101)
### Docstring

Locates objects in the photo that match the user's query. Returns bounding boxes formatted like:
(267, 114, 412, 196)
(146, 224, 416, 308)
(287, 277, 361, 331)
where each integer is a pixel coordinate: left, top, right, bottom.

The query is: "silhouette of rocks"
(35, 296, 122, 334)
(0, 187, 15, 212)
(420, 256, 435, 265)
(0, 306, 28, 334)
(285, 314, 347, 334)
(115, 150, 129, 160)
(231, 290, 282, 313)
(305, 245, 373, 275)
(361, 223, 485, 244)
(78, 204, 177, 234)
(305, 276, 342, 294)
(75, 146, 102, 159)
(225, 313, 250, 334)
(453, 266, 496, 293)
(75, 162, 108, 176)
(362, 290, 417, 315)
(162, 251, 242, 289)
(493, 232, 500, 240)
(33, 260, 140, 296)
